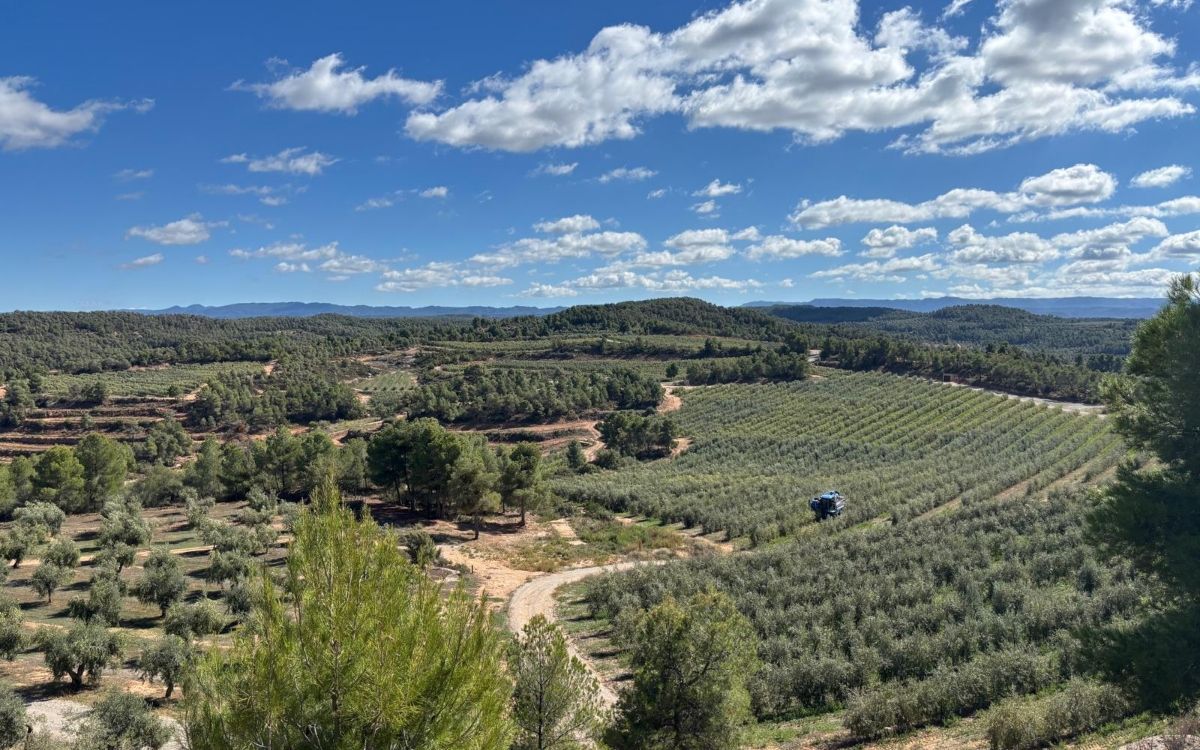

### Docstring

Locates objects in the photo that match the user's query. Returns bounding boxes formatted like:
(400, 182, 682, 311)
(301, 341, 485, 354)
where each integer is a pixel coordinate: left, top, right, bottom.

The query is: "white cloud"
(731, 226, 761, 241)
(376, 262, 512, 292)
(115, 168, 153, 181)
(812, 253, 941, 282)
(222, 147, 338, 176)
(598, 166, 656, 183)
(694, 179, 742, 198)
(404, 0, 1196, 155)
(691, 199, 719, 216)
(612, 228, 737, 268)
(195, 255, 209, 265)
(0, 77, 151, 151)
(1152, 230, 1200, 258)
(1131, 164, 1192, 188)
(1051, 216, 1168, 259)
(534, 161, 578, 176)
(746, 235, 844, 260)
(356, 196, 395, 211)
(520, 283, 580, 298)
(126, 214, 223, 246)
(534, 214, 600, 234)
(567, 269, 763, 293)
(233, 53, 441, 113)
(230, 241, 341, 262)
(647, 188, 667, 199)
(419, 185, 449, 198)
(473, 230, 646, 268)
(201, 183, 291, 206)
(319, 253, 389, 275)
(946, 224, 1060, 264)
(792, 163, 1115, 228)
(942, 0, 974, 18)
(861, 225, 938, 258)
(275, 261, 311, 273)
(119, 253, 164, 270)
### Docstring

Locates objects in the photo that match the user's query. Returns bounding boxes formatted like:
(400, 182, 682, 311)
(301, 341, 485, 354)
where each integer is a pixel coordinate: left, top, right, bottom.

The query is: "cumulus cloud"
(610, 228, 737, 268)
(355, 196, 395, 211)
(694, 179, 742, 197)
(746, 235, 844, 260)
(473, 229, 646, 268)
(792, 163, 1116, 228)
(1050, 217, 1168, 259)
(233, 53, 441, 113)
(1152, 230, 1200, 258)
(201, 183, 293, 207)
(812, 254, 942, 283)
(691, 199, 719, 216)
(946, 224, 1060, 264)
(1131, 164, 1192, 188)
(520, 283, 580, 298)
(860, 225, 938, 258)
(126, 214, 223, 245)
(222, 147, 338, 176)
(275, 261, 311, 273)
(376, 262, 512, 292)
(598, 166, 656, 183)
(564, 269, 763, 293)
(534, 214, 600, 234)
(404, 0, 1196, 155)
(0, 76, 151, 151)
(119, 253, 164, 270)
(419, 185, 449, 198)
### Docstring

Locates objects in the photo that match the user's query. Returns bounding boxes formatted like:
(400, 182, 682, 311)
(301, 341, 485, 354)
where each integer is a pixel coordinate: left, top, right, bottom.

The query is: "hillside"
(746, 296, 1164, 319)
(766, 303, 1138, 359)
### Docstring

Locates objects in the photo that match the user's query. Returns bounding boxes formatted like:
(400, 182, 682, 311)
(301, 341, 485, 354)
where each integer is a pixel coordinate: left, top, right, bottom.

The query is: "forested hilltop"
(2, 297, 1126, 402)
(767, 303, 1140, 363)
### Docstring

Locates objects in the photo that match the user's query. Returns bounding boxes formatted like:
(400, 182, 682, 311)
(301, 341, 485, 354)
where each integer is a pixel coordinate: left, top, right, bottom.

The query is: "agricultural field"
(553, 371, 1123, 543)
(38, 362, 265, 399)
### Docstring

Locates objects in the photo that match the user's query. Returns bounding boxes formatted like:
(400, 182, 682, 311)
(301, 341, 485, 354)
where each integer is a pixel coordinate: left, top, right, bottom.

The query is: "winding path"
(507, 561, 665, 708)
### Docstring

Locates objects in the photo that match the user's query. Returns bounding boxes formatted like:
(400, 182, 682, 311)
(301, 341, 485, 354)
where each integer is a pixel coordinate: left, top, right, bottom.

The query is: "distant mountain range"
(137, 302, 565, 319)
(743, 296, 1164, 319)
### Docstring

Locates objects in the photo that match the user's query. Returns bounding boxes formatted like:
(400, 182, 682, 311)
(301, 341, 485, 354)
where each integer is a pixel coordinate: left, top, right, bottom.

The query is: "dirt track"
(507, 560, 666, 708)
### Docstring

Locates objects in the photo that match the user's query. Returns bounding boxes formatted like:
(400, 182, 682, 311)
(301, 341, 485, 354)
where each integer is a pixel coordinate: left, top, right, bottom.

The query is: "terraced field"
(554, 371, 1123, 543)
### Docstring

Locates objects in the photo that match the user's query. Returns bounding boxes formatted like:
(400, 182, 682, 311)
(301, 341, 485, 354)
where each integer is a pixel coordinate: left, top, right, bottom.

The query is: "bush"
(986, 679, 1129, 749)
(0, 684, 26, 749)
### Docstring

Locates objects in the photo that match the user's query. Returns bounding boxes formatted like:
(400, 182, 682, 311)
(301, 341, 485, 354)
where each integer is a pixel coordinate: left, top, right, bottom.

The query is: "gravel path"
(507, 560, 666, 708)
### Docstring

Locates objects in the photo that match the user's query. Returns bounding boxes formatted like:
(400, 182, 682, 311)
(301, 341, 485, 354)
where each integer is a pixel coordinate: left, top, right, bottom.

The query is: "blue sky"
(2, 0, 1198, 311)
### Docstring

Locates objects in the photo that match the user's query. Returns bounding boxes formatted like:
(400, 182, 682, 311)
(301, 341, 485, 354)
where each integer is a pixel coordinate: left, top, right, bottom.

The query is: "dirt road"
(507, 560, 665, 708)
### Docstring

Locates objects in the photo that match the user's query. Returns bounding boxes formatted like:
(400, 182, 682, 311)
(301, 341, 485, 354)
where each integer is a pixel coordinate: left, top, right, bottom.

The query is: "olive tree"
(134, 547, 187, 617)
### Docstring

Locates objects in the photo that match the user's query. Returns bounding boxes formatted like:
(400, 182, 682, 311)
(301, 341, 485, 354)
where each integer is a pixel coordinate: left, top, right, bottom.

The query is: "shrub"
(986, 679, 1129, 749)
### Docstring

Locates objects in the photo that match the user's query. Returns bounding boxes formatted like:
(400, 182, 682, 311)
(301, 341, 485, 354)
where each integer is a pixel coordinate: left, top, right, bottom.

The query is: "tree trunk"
(165, 681, 175, 699)
(520, 496, 527, 527)
(473, 513, 481, 541)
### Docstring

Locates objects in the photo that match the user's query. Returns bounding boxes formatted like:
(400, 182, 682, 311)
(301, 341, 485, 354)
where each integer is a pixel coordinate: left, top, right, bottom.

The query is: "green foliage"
(1088, 275, 1200, 710)
(609, 590, 758, 750)
(187, 364, 363, 430)
(404, 366, 662, 424)
(597, 411, 677, 459)
(986, 679, 1129, 749)
(75, 433, 134, 509)
(585, 491, 1142, 724)
(0, 684, 26, 750)
(43, 536, 80, 569)
(99, 498, 151, 550)
(397, 529, 438, 569)
(140, 417, 193, 466)
(0, 595, 25, 660)
(510, 615, 607, 750)
(37, 620, 123, 688)
(0, 525, 40, 569)
(184, 437, 226, 498)
(164, 600, 226, 641)
(559, 374, 1121, 542)
(30, 563, 71, 603)
(685, 349, 811, 384)
(184, 479, 514, 750)
(134, 546, 187, 617)
(499, 442, 546, 525)
(73, 690, 173, 750)
(13, 501, 66, 536)
(139, 635, 194, 699)
(66, 574, 124, 626)
(33, 446, 87, 512)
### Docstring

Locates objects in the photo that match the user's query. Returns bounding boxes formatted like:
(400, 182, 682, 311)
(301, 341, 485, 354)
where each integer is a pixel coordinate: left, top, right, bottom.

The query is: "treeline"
(818, 334, 1103, 402)
(684, 350, 811, 385)
(0, 311, 464, 375)
(768, 304, 1138, 360)
(402, 366, 663, 424)
(187, 362, 362, 430)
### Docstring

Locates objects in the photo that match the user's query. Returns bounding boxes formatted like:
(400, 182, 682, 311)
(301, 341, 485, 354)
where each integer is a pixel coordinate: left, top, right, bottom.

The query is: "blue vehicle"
(810, 490, 845, 520)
